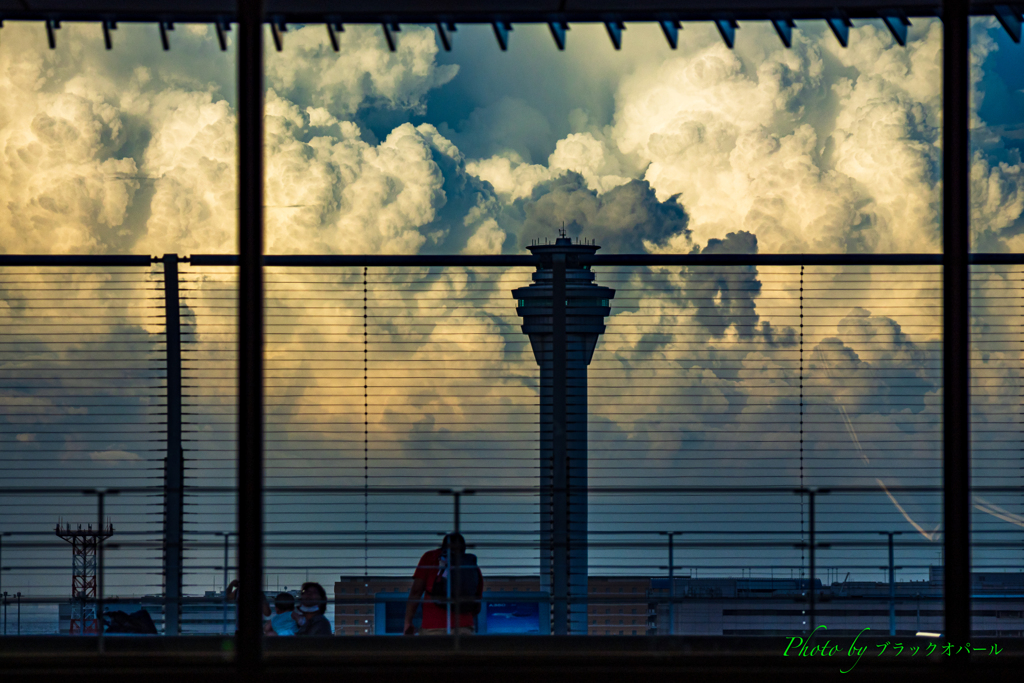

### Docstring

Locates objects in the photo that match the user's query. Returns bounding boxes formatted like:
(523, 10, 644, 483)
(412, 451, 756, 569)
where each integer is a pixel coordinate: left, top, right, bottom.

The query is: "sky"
(1, 18, 1022, 256)
(1, 18, 1023, 631)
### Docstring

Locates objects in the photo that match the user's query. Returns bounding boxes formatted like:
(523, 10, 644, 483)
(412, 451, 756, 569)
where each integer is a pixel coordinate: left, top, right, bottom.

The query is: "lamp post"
(879, 531, 903, 636)
(217, 532, 233, 635)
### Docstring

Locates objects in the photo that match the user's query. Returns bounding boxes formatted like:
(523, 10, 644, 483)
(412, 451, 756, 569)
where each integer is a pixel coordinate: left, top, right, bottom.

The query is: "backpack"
(429, 552, 481, 615)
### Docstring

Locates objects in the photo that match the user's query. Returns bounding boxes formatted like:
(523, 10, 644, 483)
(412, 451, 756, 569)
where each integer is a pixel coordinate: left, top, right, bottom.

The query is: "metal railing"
(0, 485, 1021, 640)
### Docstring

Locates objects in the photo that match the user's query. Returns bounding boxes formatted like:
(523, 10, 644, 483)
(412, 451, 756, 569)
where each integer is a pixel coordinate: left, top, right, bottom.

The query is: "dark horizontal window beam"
(0, 2, 1005, 24)
(5, 253, 1024, 267)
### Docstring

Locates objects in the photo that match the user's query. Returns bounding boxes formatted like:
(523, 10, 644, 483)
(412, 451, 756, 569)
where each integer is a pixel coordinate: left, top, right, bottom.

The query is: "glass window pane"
(0, 20, 237, 639)
(969, 16, 1024, 639)
(260, 20, 946, 642)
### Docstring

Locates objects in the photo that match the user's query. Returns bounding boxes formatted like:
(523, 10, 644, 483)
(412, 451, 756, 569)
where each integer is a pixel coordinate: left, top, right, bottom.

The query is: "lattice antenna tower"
(55, 518, 114, 634)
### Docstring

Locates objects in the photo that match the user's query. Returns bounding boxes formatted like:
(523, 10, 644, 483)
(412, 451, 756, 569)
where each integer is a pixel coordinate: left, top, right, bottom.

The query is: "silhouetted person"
(226, 579, 272, 617)
(293, 582, 332, 636)
(264, 591, 297, 636)
(225, 578, 272, 634)
(404, 533, 483, 635)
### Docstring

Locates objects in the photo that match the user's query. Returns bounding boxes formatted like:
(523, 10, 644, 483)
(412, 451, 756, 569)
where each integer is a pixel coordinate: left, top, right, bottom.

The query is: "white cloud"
(0, 26, 140, 252)
(263, 91, 463, 254)
(264, 24, 458, 118)
(89, 449, 142, 463)
(548, 132, 631, 194)
(465, 152, 552, 201)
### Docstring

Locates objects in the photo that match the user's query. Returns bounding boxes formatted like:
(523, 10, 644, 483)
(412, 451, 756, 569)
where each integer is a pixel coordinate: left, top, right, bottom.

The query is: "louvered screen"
(587, 264, 943, 635)
(0, 264, 167, 634)
(970, 264, 1024, 637)
(260, 266, 539, 633)
(179, 263, 238, 632)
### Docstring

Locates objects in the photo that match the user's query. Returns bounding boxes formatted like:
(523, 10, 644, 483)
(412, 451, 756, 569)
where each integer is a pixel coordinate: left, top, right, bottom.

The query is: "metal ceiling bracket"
(994, 5, 1022, 43)
(605, 21, 624, 50)
(549, 21, 569, 50)
(715, 19, 738, 48)
(659, 19, 680, 49)
(772, 18, 795, 47)
(493, 21, 512, 51)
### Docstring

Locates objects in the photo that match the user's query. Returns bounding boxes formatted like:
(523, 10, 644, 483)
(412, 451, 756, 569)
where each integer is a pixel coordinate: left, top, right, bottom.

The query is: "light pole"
(660, 532, 681, 635)
(217, 531, 233, 635)
(879, 531, 903, 636)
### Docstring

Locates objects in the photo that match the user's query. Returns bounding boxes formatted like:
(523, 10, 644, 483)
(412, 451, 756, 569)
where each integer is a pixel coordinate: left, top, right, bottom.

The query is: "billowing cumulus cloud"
(264, 94, 455, 254)
(605, 23, 943, 254)
(264, 24, 458, 119)
(0, 31, 139, 252)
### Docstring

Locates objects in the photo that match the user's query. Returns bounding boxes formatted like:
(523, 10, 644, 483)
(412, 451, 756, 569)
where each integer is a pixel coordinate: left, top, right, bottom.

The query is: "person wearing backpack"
(403, 533, 483, 635)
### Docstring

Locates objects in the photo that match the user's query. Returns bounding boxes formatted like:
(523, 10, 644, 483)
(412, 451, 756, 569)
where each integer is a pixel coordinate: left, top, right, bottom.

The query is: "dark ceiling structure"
(0, 2, 1019, 51)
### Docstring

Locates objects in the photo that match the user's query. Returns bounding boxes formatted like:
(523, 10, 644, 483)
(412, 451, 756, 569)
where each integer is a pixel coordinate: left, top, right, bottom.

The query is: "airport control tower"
(512, 234, 614, 635)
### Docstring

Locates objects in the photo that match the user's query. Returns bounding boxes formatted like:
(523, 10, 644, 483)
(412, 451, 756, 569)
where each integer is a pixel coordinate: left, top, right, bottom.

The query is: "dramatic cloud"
(264, 24, 458, 119)
(507, 172, 692, 253)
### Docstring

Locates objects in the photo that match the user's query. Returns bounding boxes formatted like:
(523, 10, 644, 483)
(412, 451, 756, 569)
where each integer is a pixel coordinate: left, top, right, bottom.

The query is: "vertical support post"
(551, 254, 568, 636)
(16, 593, 20, 636)
(942, 0, 971, 650)
(668, 533, 674, 636)
(451, 492, 461, 644)
(453, 491, 461, 536)
(808, 491, 815, 634)
(223, 533, 230, 635)
(238, 0, 265, 671)
(97, 492, 104, 652)
(889, 532, 896, 636)
(163, 254, 183, 636)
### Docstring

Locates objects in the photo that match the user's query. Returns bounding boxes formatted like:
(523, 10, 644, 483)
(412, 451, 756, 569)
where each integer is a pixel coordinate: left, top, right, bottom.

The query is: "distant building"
(336, 569, 1023, 638)
(649, 568, 1024, 636)
(586, 577, 653, 636)
(335, 575, 654, 636)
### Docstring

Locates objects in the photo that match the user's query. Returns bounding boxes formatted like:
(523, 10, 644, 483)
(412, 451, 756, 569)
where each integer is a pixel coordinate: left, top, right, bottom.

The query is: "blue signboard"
(485, 601, 541, 635)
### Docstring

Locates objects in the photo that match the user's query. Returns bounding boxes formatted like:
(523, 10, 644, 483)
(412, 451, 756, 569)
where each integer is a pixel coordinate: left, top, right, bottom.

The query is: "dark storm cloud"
(810, 307, 937, 416)
(509, 172, 690, 253)
(681, 231, 796, 348)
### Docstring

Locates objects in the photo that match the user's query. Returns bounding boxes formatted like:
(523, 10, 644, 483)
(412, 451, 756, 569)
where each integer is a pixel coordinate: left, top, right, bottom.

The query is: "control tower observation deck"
(511, 236, 615, 635)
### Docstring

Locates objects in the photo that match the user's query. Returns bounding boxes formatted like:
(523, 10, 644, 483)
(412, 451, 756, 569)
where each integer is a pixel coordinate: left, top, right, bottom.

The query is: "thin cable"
(364, 266, 369, 578)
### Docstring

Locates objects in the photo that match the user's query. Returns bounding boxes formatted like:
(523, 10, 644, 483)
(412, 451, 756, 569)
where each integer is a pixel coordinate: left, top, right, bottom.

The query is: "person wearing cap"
(292, 582, 332, 636)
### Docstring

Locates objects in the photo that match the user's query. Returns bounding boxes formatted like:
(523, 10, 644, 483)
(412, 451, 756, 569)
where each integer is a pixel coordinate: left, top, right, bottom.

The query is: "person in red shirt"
(403, 533, 483, 635)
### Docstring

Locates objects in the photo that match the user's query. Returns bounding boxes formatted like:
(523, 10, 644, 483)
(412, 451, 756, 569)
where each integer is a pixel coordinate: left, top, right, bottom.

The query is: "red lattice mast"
(55, 519, 114, 635)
